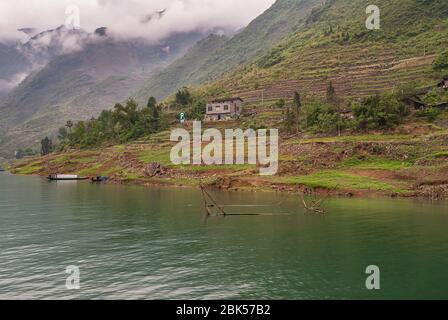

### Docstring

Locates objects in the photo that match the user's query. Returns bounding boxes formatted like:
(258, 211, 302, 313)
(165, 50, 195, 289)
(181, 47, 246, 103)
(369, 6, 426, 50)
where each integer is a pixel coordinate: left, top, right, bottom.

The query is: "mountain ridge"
(196, 0, 448, 105)
(0, 29, 206, 157)
(133, 0, 322, 103)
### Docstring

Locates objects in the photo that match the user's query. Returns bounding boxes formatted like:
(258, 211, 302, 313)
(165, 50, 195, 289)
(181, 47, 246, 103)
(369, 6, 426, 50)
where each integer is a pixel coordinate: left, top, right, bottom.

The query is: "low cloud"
(0, 72, 28, 93)
(0, 0, 276, 42)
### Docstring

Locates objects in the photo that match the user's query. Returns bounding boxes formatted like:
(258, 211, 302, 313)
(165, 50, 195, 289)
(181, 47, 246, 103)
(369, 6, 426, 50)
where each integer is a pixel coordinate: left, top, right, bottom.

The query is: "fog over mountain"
(0, 0, 275, 94)
(0, 0, 275, 41)
(0, 26, 206, 157)
(0, 0, 277, 157)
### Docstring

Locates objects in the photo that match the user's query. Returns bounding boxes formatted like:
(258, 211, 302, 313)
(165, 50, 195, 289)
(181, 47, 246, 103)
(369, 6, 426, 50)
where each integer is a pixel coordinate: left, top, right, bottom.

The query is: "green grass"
(423, 151, 448, 160)
(272, 170, 407, 193)
(137, 148, 172, 165)
(171, 164, 255, 172)
(15, 165, 43, 175)
(102, 166, 123, 176)
(13, 161, 43, 174)
(74, 157, 98, 164)
(49, 152, 99, 165)
(285, 134, 415, 145)
(121, 172, 142, 181)
(76, 164, 103, 176)
(341, 156, 413, 170)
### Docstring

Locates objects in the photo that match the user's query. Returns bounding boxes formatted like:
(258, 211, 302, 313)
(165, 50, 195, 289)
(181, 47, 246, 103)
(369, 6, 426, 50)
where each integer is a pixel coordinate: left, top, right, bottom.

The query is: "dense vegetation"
(433, 50, 448, 71)
(57, 98, 167, 149)
(281, 82, 447, 135)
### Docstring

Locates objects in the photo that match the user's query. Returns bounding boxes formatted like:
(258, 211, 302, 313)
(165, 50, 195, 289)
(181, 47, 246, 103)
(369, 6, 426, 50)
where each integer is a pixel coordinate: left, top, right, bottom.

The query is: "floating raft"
(47, 174, 88, 181)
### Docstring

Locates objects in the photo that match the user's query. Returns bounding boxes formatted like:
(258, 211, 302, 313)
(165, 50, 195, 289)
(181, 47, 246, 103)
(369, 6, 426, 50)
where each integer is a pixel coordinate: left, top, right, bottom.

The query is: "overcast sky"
(0, 0, 277, 41)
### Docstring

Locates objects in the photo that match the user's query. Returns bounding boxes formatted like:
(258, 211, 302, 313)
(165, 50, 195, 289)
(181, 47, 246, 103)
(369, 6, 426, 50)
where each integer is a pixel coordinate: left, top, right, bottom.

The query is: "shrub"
(422, 89, 441, 105)
(352, 92, 409, 130)
(433, 51, 448, 71)
(186, 97, 206, 121)
(302, 100, 347, 134)
(275, 99, 286, 109)
(257, 47, 284, 69)
(175, 87, 193, 106)
(416, 107, 441, 122)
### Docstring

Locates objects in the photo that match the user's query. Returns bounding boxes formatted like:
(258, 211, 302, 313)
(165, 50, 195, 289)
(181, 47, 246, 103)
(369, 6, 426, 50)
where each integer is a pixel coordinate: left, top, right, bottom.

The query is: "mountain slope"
(134, 0, 322, 102)
(0, 43, 31, 97)
(206, 0, 448, 104)
(0, 30, 204, 157)
(134, 34, 228, 103)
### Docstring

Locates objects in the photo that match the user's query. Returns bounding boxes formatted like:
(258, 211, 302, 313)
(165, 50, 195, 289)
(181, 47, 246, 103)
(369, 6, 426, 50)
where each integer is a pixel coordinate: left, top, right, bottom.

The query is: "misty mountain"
(0, 26, 90, 96)
(0, 43, 31, 97)
(0, 27, 205, 157)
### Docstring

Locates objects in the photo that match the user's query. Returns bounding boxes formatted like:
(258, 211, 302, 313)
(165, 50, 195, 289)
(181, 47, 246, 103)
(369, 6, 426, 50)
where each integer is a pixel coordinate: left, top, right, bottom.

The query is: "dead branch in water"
(199, 183, 288, 217)
(300, 185, 339, 215)
(200, 186, 213, 217)
(200, 184, 228, 216)
(300, 194, 326, 214)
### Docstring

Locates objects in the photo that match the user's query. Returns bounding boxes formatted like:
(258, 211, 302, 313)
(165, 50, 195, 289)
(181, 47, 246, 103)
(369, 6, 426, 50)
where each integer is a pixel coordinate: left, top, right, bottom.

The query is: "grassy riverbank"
(9, 111, 448, 199)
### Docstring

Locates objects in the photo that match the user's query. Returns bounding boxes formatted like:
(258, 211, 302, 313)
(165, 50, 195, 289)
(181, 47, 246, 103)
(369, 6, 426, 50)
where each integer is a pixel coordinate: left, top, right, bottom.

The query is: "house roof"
(433, 102, 448, 108)
(403, 97, 427, 106)
(209, 97, 243, 103)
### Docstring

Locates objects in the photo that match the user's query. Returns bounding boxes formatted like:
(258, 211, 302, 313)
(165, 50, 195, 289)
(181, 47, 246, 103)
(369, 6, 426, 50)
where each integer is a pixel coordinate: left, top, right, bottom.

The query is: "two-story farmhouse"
(204, 97, 243, 121)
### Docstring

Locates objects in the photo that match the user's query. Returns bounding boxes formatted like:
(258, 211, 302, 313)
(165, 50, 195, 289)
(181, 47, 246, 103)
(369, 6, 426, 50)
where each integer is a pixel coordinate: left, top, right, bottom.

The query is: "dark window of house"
(208, 106, 213, 112)
(224, 105, 229, 111)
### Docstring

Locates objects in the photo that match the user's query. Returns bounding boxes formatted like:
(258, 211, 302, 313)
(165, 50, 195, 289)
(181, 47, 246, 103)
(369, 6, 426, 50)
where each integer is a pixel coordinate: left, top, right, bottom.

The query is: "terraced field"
(218, 43, 439, 105)
(205, 0, 448, 105)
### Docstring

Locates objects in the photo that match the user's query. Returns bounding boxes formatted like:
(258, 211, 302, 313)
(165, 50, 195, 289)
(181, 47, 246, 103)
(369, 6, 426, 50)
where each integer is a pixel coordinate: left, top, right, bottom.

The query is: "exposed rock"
(143, 162, 167, 177)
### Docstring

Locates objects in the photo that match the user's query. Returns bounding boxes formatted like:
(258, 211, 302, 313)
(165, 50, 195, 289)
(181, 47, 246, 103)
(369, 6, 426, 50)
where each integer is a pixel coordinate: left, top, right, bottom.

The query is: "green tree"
(66, 120, 73, 133)
(15, 149, 24, 159)
(58, 127, 68, 142)
(283, 107, 296, 133)
(275, 99, 286, 109)
(326, 82, 343, 135)
(41, 137, 53, 156)
(433, 51, 448, 71)
(326, 82, 337, 105)
(187, 97, 206, 120)
(147, 96, 157, 110)
(302, 100, 340, 133)
(293, 91, 302, 133)
(175, 87, 193, 106)
(147, 97, 160, 131)
(60, 97, 167, 148)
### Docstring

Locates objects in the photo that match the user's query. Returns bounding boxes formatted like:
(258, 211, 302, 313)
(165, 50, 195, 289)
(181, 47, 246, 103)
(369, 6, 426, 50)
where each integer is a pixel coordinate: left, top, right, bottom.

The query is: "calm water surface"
(0, 173, 447, 299)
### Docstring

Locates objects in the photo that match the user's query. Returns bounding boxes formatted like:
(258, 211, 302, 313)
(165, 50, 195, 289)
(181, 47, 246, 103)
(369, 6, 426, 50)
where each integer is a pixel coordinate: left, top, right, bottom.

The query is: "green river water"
(0, 173, 447, 299)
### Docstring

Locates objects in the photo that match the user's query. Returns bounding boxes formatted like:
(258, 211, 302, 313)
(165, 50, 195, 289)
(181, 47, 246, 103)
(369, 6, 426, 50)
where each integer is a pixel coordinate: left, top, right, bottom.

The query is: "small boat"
(0, 167, 5, 172)
(91, 176, 109, 183)
(47, 174, 88, 181)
